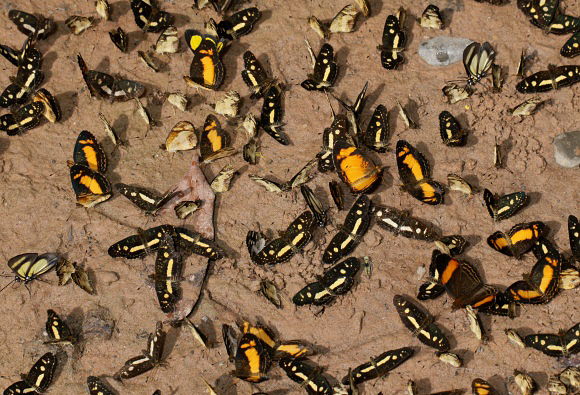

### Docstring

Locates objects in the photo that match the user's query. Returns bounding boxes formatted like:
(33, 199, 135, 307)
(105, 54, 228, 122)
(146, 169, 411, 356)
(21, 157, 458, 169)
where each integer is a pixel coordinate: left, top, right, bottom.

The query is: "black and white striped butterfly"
(463, 41, 495, 86)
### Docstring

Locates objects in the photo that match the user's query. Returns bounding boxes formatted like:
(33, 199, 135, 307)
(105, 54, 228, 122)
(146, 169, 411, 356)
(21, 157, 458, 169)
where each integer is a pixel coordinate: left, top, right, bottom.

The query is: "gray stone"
(553, 131, 580, 168)
(418, 36, 473, 66)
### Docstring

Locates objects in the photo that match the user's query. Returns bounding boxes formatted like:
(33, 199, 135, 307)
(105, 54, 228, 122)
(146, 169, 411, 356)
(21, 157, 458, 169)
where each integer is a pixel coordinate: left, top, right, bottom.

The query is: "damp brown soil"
(0, 0, 579, 394)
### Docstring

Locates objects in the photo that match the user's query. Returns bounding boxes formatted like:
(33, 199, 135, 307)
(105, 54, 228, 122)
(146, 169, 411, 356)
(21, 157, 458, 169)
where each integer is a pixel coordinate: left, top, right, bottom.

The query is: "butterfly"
(569, 215, 580, 261)
(463, 41, 495, 86)
(45, 309, 76, 345)
(300, 185, 328, 227)
(249, 159, 316, 193)
(32, 88, 61, 123)
(4, 352, 57, 395)
(108, 224, 175, 259)
(5, 252, 58, 286)
(342, 347, 414, 385)
(316, 114, 351, 172)
(308, 4, 358, 40)
(393, 295, 450, 351)
(109, 27, 128, 52)
(8, 10, 55, 40)
(435, 235, 467, 256)
(516, 65, 580, 93)
(301, 43, 338, 91)
(115, 183, 179, 215)
(506, 238, 561, 304)
(151, 232, 183, 312)
(417, 250, 448, 301)
(526, 0, 580, 34)
(252, 211, 314, 265)
(0, 35, 42, 71)
(0, 67, 43, 108)
(419, 5, 444, 29)
(439, 111, 465, 146)
(472, 379, 500, 395)
(209, 7, 261, 40)
(77, 54, 145, 101)
(279, 358, 333, 394)
(380, 13, 406, 69)
(360, 104, 389, 153)
(0, 102, 44, 136)
(184, 30, 224, 90)
(487, 221, 545, 258)
(293, 257, 360, 306)
(396, 140, 444, 205)
(231, 333, 271, 382)
(373, 205, 439, 241)
(154, 25, 179, 54)
(241, 51, 275, 99)
(87, 376, 115, 395)
(69, 130, 112, 208)
(322, 195, 371, 264)
(561, 32, 580, 58)
(114, 321, 166, 379)
(333, 139, 382, 193)
(483, 188, 528, 221)
(199, 114, 236, 163)
(130, 0, 174, 33)
(525, 322, 580, 357)
(260, 84, 289, 145)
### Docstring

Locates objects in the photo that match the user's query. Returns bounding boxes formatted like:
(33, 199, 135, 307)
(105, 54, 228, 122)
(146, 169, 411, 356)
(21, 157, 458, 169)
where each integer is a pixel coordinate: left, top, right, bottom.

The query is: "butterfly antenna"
(0, 278, 16, 294)
(324, 91, 336, 120)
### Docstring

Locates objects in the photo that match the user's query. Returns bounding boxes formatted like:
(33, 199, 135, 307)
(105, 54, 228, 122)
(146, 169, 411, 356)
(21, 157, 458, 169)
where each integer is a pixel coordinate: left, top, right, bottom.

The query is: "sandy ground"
(0, 0, 579, 394)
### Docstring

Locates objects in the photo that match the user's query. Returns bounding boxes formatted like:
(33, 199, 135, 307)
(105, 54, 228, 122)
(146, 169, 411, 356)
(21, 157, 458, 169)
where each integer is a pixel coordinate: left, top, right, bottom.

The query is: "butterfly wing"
(363, 104, 389, 152)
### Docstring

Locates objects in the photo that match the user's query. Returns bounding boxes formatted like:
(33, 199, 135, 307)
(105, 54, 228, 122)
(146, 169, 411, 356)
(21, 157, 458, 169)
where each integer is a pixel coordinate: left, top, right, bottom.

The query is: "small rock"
(553, 131, 580, 168)
(82, 306, 115, 340)
(418, 36, 473, 66)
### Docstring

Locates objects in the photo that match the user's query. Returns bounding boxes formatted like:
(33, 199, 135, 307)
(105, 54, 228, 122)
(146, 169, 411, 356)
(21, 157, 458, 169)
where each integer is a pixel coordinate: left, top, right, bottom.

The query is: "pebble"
(553, 131, 580, 168)
(418, 36, 473, 66)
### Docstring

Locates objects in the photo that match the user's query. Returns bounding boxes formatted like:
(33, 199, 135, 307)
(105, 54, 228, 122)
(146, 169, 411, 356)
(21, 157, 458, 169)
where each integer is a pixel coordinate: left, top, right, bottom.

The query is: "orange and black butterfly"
(199, 114, 235, 163)
(322, 196, 371, 264)
(184, 30, 224, 90)
(487, 221, 545, 258)
(434, 251, 498, 310)
(506, 238, 561, 304)
(396, 140, 444, 205)
(472, 379, 500, 395)
(69, 130, 112, 208)
(232, 333, 271, 382)
(333, 139, 381, 193)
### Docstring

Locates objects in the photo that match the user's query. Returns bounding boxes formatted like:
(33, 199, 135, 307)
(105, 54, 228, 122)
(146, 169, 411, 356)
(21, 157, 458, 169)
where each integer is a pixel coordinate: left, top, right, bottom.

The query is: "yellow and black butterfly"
(5, 252, 59, 287)
(361, 104, 389, 153)
(45, 309, 76, 345)
(252, 211, 314, 265)
(393, 295, 450, 351)
(4, 352, 57, 395)
(463, 41, 495, 86)
(108, 224, 175, 259)
(483, 189, 528, 221)
(301, 43, 338, 91)
(237, 320, 313, 360)
(249, 159, 316, 193)
(69, 130, 111, 208)
(199, 114, 236, 163)
(232, 333, 271, 382)
(570, 215, 580, 261)
(561, 32, 580, 58)
(109, 27, 128, 52)
(114, 321, 166, 379)
(322, 195, 371, 264)
(300, 185, 328, 227)
(525, 0, 580, 34)
(308, 4, 358, 40)
(260, 84, 289, 145)
(419, 4, 444, 29)
(487, 221, 545, 258)
(417, 250, 448, 301)
(115, 183, 179, 215)
(317, 114, 350, 172)
(210, 7, 261, 40)
(472, 379, 500, 395)
(524, 322, 580, 357)
(434, 251, 499, 310)
(87, 376, 115, 395)
(516, 65, 580, 93)
(341, 347, 414, 385)
(0, 67, 43, 108)
(279, 358, 333, 394)
(435, 235, 467, 256)
(184, 29, 224, 90)
(333, 139, 381, 193)
(8, 10, 55, 40)
(32, 88, 61, 123)
(506, 238, 560, 304)
(379, 13, 406, 70)
(439, 111, 465, 146)
(293, 257, 360, 306)
(396, 140, 444, 205)
(151, 233, 182, 313)
(241, 51, 275, 99)
(77, 54, 145, 101)
(173, 226, 224, 260)
(130, 0, 174, 33)
(0, 102, 44, 136)
(373, 205, 439, 241)
(246, 230, 267, 261)
(0, 35, 42, 71)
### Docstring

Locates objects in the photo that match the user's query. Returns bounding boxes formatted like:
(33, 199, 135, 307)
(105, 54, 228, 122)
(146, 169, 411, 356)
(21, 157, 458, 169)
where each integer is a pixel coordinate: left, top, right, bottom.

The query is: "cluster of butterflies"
(0, 10, 61, 136)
